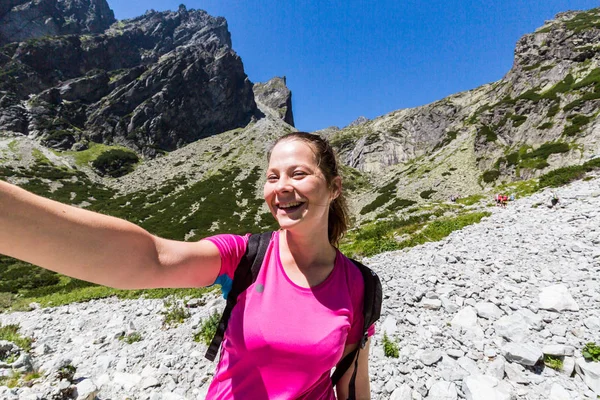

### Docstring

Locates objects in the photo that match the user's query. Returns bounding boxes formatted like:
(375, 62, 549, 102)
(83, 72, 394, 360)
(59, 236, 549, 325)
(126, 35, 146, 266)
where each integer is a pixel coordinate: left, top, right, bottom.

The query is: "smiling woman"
(0, 132, 377, 399)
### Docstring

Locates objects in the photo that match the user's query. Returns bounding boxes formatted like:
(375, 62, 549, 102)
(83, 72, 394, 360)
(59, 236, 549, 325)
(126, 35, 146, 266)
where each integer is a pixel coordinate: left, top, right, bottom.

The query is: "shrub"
(92, 149, 139, 177)
(0, 324, 33, 351)
(479, 125, 497, 142)
(383, 333, 399, 358)
(118, 332, 142, 344)
(539, 165, 586, 188)
(161, 298, 190, 327)
(538, 122, 554, 130)
(482, 170, 500, 183)
(544, 354, 564, 370)
(420, 190, 436, 200)
(546, 103, 560, 118)
(57, 364, 76, 382)
(582, 342, 600, 362)
(194, 311, 221, 345)
(522, 142, 569, 160)
(387, 198, 416, 211)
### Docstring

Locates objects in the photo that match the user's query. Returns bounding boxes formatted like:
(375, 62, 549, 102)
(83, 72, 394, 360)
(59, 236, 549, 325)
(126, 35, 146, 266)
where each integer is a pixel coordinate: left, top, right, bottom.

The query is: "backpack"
(204, 231, 383, 400)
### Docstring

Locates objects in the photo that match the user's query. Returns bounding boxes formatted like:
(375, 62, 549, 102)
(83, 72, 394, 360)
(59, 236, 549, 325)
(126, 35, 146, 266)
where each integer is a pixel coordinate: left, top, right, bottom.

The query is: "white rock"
(428, 380, 457, 400)
(75, 379, 98, 400)
(561, 356, 575, 377)
(421, 299, 442, 310)
(475, 302, 503, 320)
(390, 385, 412, 400)
(451, 306, 478, 329)
(575, 357, 600, 395)
(549, 383, 571, 400)
(503, 343, 543, 366)
(538, 284, 579, 312)
(113, 372, 142, 391)
(583, 316, 600, 331)
(381, 316, 398, 335)
(462, 376, 511, 400)
(542, 344, 574, 356)
(494, 314, 530, 342)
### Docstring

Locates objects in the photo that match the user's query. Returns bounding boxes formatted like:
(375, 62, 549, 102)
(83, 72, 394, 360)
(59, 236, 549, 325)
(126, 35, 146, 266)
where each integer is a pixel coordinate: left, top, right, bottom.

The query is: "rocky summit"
(0, 1, 262, 156)
(0, 174, 599, 400)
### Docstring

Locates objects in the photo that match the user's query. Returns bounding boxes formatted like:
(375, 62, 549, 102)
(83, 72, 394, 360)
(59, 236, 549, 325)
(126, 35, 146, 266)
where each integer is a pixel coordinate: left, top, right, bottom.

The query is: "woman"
(0, 132, 373, 399)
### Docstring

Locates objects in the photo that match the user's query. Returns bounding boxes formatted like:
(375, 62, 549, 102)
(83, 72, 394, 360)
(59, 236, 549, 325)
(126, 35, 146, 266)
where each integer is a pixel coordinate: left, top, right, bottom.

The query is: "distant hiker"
(0, 132, 379, 399)
(510, 193, 515, 202)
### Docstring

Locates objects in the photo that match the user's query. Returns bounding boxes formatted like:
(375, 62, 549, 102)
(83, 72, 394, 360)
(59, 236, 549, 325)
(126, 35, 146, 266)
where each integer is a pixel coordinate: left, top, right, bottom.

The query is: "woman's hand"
(0, 180, 222, 289)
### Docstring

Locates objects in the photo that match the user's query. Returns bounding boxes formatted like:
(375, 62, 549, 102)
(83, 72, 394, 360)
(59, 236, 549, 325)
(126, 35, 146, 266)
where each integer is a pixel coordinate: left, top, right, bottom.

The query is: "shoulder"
(202, 234, 249, 254)
(336, 252, 367, 288)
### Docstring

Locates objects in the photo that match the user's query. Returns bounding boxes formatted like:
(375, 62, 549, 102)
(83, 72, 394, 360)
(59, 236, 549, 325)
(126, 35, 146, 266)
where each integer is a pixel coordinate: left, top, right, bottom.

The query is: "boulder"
(575, 357, 600, 395)
(502, 343, 543, 366)
(538, 284, 579, 312)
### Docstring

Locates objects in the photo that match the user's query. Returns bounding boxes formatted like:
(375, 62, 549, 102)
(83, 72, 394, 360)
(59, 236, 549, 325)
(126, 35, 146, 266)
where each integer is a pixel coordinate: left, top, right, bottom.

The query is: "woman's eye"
(293, 171, 307, 178)
(267, 175, 278, 182)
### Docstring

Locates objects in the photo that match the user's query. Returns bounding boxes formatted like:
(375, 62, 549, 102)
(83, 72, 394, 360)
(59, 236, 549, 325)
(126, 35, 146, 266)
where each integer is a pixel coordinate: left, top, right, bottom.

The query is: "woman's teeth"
(279, 202, 302, 209)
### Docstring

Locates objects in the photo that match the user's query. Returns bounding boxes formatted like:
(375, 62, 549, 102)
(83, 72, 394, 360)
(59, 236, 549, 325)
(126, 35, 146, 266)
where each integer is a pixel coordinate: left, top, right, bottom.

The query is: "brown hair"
(267, 132, 349, 246)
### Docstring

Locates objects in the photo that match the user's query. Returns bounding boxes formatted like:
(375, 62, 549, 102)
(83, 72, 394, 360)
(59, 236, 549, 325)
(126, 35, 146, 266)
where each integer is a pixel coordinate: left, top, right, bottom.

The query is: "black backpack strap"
(331, 259, 382, 399)
(205, 231, 272, 361)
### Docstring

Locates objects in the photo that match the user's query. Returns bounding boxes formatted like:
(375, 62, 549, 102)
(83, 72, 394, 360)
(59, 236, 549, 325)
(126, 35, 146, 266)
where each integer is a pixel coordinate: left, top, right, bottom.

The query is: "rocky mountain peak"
(0, 0, 116, 46)
(252, 77, 294, 126)
(0, 4, 261, 156)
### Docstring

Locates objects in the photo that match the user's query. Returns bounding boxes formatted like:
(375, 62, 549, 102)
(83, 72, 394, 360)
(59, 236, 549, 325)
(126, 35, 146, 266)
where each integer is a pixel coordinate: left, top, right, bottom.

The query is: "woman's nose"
(275, 176, 293, 193)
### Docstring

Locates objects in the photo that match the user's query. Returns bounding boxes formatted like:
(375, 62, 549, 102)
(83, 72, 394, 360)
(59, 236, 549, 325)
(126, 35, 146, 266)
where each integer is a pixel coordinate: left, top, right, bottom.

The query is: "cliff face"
(0, 3, 261, 156)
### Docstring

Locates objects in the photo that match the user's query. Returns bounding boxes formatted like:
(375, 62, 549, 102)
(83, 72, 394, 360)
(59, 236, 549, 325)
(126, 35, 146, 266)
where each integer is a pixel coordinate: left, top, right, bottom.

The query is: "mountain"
(0, 1, 268, 157)
(323, 8, 600, 220)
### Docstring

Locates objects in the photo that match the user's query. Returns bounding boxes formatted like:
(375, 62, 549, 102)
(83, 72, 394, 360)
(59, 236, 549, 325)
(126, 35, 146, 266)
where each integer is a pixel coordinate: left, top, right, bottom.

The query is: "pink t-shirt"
(203, 231, 374, 400)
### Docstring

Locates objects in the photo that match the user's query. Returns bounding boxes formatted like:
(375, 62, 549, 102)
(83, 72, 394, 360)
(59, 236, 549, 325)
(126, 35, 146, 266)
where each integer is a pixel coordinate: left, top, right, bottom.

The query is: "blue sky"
(107, 1, 599, 132)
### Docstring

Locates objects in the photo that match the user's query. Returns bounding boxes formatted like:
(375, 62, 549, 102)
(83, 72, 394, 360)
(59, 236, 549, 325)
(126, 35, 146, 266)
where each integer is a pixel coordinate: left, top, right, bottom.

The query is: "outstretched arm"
(0, 180, 221, 289)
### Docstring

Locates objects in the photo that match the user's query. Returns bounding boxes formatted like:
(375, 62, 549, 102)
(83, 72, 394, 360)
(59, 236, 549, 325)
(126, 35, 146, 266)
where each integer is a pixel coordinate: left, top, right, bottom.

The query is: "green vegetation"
(482, 170, 500, 183)
(340, 165, 371, 192)
(456, 194, 484, 206)
(342, 210, 489, 257)
(92, 149, 139, 177)
(398, 212, 490, 249)
(383, 333, 399, 358)
(420, 190, 436, 200)
(509, 114, 527, 127)
(61, 142, 133, 166)
(563, 114, 591, 136)
(0, 371, 41, 388)
(433, 130, 458, 150)
(118, 332, 143, 344)
(360, 179, 399, 215)
(194, 311, 221, 345)
(538, 157, 600, 188)
(498, 142, 569, 173)
(57, 364, 76, 381)
(544, 355, 564, 370)
(564, 8, 600, 33)
(161, 298, 191, 327)
(582, 342, 600, 362)
(478, 125, 497, 143)
(537, 122, 553, 130)
(0, 324, 33, 352)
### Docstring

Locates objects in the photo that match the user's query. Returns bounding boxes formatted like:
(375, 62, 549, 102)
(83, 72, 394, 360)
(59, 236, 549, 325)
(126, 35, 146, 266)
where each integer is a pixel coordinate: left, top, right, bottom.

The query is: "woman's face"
(264, 139, 340, 234)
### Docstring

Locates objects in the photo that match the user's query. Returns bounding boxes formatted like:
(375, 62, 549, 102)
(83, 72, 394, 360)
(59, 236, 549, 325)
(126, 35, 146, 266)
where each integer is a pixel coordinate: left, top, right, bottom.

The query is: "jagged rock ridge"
(0, 0, 116, 46)
(0, 2, 275, 156)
